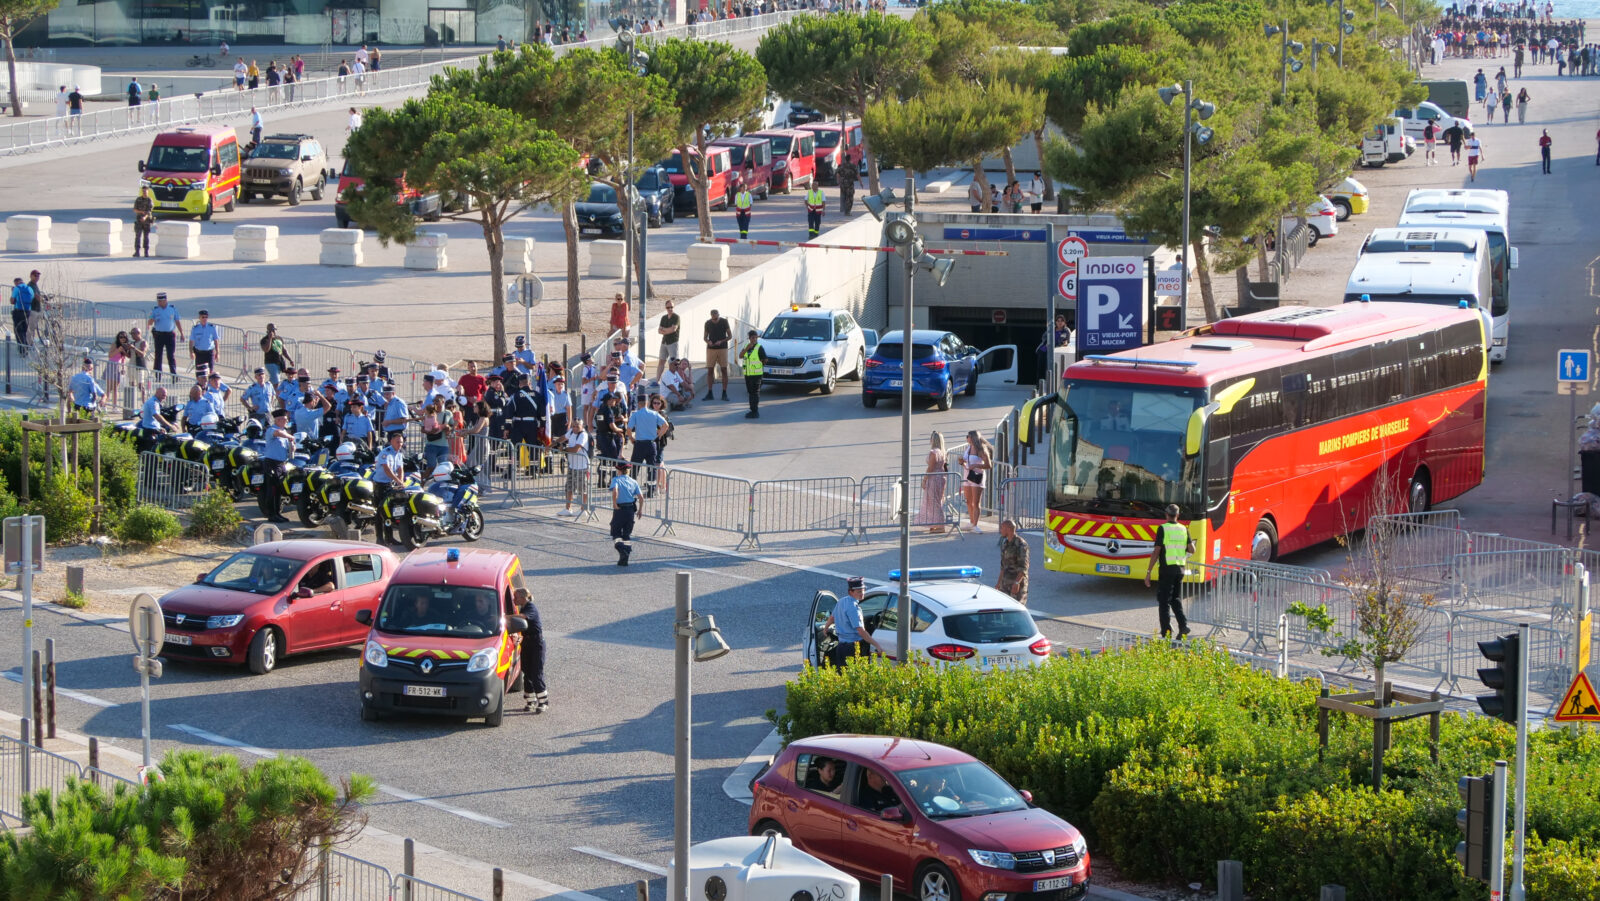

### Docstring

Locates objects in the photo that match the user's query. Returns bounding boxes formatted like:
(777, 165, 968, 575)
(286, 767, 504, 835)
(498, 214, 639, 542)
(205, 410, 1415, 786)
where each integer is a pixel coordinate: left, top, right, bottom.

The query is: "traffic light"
(1456, 772, 1494, 883)
(1476, 633, 1521, 723)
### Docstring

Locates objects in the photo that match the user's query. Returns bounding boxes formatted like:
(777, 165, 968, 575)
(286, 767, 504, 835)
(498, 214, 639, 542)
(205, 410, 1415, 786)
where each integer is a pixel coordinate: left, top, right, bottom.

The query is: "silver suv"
(241, 133, 330, 206)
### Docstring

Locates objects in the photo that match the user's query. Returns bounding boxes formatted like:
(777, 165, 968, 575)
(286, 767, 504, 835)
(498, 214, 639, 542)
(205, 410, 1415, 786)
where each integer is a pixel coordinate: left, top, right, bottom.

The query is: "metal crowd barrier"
(296, 848, 396, 901)
(0, 733, 138, 825)
(856, 472, 961, 536)
(392, 874, 485, 901)
(654, 465, 751, 540)
(998, 477, 1046, 532)
(136, 451, 213, 509)
(751, 476, 858, 543)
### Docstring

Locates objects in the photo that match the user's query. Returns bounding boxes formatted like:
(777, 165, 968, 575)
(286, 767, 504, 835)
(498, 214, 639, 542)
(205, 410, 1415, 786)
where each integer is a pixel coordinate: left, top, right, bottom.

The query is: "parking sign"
(1076, 257, 1145, 354)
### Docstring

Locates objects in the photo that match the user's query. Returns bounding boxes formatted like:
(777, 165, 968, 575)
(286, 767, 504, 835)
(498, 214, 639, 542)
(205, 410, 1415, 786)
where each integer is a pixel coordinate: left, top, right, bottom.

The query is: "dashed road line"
(2, 670, 119, 708)
(571, 846, 668, 877)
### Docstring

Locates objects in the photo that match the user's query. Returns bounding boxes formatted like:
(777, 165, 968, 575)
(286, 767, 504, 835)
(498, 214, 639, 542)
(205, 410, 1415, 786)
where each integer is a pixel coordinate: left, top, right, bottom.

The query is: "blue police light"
(1459, 300, 1470, 308)
(446, 548, 460, 563)
(1359, 294, 1371, 303)
(888, 566, 983, 582)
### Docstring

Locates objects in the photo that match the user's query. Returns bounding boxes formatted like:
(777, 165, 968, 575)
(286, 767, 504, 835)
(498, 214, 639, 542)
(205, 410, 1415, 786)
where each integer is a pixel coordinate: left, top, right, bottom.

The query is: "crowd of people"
(1431, 7, 1586, 64)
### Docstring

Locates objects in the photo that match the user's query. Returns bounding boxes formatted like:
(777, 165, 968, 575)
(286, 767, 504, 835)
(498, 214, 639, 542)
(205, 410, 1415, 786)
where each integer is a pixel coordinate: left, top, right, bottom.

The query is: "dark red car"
(750, 734, 1090, 901)
(157, 540, 399, 674)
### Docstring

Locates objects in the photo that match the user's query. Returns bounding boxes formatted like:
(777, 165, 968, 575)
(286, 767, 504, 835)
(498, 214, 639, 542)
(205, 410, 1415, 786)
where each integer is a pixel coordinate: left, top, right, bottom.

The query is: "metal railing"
(296, 848, 396, 901)
(136, 450, 213, 509)
(0, 731, 138, 825)
(392, 874, 484, 901)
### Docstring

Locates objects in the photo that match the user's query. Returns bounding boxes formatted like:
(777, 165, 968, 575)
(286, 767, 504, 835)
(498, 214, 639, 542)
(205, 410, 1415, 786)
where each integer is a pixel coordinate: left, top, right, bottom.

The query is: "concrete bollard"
(685, 242, 730, 283)
(6, 215, 52, 253)
(233, 224, 279, 262)
(588, 239, 626, 278)
(403, 230, 448, 270)
(503, 236, 536, 274)
(76, 218, 123, 256)
(319, 228, 364, 267)
(154, 220, 201, 258)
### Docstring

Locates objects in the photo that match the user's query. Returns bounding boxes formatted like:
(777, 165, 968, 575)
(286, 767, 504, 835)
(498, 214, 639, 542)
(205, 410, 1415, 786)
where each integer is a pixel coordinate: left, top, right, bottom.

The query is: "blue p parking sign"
(1076, 257, 1145, 353)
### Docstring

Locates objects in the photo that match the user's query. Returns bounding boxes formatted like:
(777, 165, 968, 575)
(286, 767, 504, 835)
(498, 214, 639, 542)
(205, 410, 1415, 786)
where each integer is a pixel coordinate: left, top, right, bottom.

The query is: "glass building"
(40, 0, 674, 46)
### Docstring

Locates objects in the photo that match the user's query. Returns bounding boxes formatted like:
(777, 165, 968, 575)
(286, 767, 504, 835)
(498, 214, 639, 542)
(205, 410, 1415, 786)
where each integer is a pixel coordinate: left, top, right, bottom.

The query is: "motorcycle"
(395, 465, 485, 549)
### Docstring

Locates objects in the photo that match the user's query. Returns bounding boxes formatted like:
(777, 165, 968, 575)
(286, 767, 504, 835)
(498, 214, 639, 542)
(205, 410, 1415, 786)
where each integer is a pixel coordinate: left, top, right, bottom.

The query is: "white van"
(1344, 234, 1495, 360)
(1398, 189, 1517, 361)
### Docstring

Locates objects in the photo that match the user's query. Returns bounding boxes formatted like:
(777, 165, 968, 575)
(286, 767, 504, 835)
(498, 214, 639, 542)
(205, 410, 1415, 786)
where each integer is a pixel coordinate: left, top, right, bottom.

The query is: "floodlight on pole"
(863, 188, 901, 220)
(1167, 80, 1216, 338)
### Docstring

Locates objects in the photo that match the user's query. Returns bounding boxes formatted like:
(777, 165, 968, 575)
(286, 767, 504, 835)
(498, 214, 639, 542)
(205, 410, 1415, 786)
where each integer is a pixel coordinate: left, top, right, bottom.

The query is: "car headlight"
(1045, 528, 1065, 553)
(206, 614, 244, 629)
(140, 179, 154, 190)
(466, 648, 496, 673)
(774, 160, 787, 169)
(364, 639, 387, 668)
(968, 849, 1017, 870)
(1072, 835, 1088, 860)
(806, 355, 824, 364)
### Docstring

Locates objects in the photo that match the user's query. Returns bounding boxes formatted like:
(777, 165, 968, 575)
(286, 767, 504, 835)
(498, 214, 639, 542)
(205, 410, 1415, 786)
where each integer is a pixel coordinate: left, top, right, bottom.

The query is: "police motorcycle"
(393, 462, 485, 549)
(125, 404, 184, 453)
(374, 453, 432, 546)
(327, 452, 423, 542)
(256, 433, 332, 521)
(299, 442, 373, 528)
(219, 419, 266, 500)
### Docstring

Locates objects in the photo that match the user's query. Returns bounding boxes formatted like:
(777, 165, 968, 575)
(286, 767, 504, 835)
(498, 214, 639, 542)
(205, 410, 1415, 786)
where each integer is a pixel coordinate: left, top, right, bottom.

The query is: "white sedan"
(803, 566, 1051, 672)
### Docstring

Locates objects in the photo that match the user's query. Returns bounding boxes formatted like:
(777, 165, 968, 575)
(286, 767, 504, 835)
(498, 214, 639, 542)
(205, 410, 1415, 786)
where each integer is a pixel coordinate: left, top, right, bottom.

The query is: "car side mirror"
(211, 164, 222, 176)
(138, 160, 147, 172)
(1509, 246, 1519, 270)
(195, 570, 209, 583)
(295, 585, 314, 599)
(506, 614, 529, 634)
(355, 609, 372, 625)
(880, 805, 910, 823)
(1019, 789, 1034, 805)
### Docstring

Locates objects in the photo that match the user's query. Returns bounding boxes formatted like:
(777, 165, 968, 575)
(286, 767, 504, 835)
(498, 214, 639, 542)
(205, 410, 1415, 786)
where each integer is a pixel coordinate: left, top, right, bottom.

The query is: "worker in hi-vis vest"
(805, 185, 826, 238)
(1142, 504, 1193, 638)
(733, 185, 754, 239)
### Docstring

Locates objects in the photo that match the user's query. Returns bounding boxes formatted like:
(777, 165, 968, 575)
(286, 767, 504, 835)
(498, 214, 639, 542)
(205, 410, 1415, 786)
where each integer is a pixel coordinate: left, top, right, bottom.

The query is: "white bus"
(1397, 189, 1518, 361)
(1356, 225, 1504, 363)
(1344, 240, 1495, 359)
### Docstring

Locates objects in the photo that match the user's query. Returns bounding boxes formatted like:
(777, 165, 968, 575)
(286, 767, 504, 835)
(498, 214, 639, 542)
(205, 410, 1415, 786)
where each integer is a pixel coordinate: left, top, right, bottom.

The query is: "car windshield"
(897, 761, 1028, 819)
(374, 584, 501, 637)
(1050, 381, 1204, 518)
(635, 170, 664, 191)
(721, 144, 747, 165)
(201, 552, 303, 595)
(147, 144, 210, 172)
(811, 129, 841, 148)
(943, 609, 1036, 644)
(252, 141, 299, 160)
(764, 317, 830, 340)
(875, 342, 936, 361)
(664, 153, 710, 177)
(766, 135, 793, 154)
(587, 184, 618, 204)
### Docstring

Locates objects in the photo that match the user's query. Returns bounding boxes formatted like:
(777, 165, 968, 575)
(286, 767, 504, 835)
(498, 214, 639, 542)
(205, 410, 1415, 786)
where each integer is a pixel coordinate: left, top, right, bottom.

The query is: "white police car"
(803, 567, 1051, 672)
(759, 304, 867, 395)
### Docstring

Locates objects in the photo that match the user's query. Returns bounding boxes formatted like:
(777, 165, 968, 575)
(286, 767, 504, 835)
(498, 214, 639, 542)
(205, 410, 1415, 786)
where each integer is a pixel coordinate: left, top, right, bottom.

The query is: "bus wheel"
(1250, 519, 1278, 562)
(1408, 472, 1431, 513)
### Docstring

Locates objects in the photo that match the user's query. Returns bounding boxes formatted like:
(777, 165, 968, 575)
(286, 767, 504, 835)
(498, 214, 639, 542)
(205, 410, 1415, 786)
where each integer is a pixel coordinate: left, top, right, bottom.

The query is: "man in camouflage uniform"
(996, 518, 1028, 605)
(836, 157, 859, 215)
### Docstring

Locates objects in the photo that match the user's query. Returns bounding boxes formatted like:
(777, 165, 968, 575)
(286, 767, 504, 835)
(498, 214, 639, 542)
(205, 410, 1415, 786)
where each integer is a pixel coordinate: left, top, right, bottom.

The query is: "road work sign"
(1553, 672, 1600, 723)
(1076, 257, 1145, 354)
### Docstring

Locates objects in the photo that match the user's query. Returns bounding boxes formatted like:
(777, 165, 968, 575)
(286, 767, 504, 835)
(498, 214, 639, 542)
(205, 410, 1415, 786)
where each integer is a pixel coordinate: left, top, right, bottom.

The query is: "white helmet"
(336, 442, 357, 463)
(199, 413, 219, 429)
(431, 462, 454, 482)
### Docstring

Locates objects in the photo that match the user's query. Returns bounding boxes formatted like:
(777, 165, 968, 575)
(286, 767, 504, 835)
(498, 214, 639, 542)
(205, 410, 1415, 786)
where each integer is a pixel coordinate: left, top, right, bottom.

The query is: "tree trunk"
(619, 190, 634, 310)
(1192, 237, 1222, 324)
(1373, 662, 1386, 710)
(4, 23, 22, 119)
(858, 83, 880, 196)
(1001, 146, 1018, 191)
(687, 139, 715, 243)
(483, 211, 507, 361)
(971, 164, 992, 213)
(1033, 128, 1054, 200)
(563, 202, 581, 333)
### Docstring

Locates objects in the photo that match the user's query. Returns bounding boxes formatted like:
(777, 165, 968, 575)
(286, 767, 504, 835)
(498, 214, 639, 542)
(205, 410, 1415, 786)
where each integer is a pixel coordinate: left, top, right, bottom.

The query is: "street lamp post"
(1158, 82, 1215, 329)
(616, 30, 651, 365)
(1328, 0, 1356, 67)
(673, 572, 730, 901)
(1264, 21, 1304, 100)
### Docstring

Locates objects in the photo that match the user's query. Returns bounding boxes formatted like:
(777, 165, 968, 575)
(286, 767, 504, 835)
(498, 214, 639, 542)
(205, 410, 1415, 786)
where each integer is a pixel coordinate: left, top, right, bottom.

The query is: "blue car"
(861, 329, 980, 411)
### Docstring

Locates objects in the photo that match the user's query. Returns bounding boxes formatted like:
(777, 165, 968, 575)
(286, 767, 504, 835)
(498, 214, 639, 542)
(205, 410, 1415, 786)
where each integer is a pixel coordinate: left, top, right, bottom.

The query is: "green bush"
(117, 504, 182, 545)
(185, 488, 241, 539)
(1092, 752, 1258, 883)
(29, 473, 92, 542)
(1524, 835, 1600, 900)
(58, 589, 88, 609)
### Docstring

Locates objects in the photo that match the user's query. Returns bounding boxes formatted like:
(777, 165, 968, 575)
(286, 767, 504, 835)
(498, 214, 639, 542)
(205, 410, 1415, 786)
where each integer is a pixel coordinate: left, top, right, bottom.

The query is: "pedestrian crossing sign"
(1552, 672, 1600, 723)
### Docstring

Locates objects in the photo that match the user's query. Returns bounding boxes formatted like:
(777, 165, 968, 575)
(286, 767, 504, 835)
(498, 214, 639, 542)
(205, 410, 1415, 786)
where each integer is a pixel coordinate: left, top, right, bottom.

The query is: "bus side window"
(1204, 436, 1230, 512)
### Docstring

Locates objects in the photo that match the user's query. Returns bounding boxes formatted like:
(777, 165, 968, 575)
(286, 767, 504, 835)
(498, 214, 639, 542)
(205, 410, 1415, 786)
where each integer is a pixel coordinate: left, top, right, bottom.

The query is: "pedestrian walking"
(558, 419, 590, 515)
(1142, 504, 1193, 638)
(1474, 67, 1487, 101)
(10, 277, 34, 350)
(1539, 129, 1552, 173)
(66, 85, 83, 134)
(805, 183, 826, 238)
(126, 76, 143, 124)
(610, 292, 630, 339)
(1424, 120, 1438, 164)
(996, 519, 1029, 605)
(740, 328, 766, 419)
(247, 59, 259, 90)
(1445, 122, 1465, 165)
(1502, 90, 1513, 122)
(957, 430, 992, 533)
(189, 309, 220, 373)
(1484, 86, 1498, 121)
(1466, 131, 1484, 180)
(234, 58, 248, 91)
(516, 588, 549, 712)
(703, 309, 732, 401)
(146, 292, 184, 375)
(249, 106, 263, 145)
(733, 183, 754, 238)
(824, 576, 887, 666)
(54, 85, 67, 120)
(610, 460, 642, 565)
(1516, 87, 1530, 123)
(337, 60, 349, 91)
(1028, 170, 1045, 213)
(836, 157, 858, 214)
(918, 431, 948, 533)
(967, 180, 983, 213)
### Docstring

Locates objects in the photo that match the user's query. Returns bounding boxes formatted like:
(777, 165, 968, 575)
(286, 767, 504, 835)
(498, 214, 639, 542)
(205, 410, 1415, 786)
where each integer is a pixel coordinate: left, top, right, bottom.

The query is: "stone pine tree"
(862, 80, 1042, 211)
(647, 38, 767, 243)
(757, 11, 932, 195)
(343, 93, 583, 360)
(0, 0, 58, 119)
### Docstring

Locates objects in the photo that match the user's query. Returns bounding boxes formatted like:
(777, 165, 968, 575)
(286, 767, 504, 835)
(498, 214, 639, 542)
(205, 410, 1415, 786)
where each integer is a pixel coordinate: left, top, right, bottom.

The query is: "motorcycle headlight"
(364, 639, 387, 668)
(466, 647, 496, 673)
(206, 614, 244, 629)
(968, 849, 1017, 870)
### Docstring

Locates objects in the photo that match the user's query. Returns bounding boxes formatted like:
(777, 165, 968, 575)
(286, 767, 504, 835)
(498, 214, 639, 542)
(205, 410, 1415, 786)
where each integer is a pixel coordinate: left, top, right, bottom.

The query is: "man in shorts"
(1423, 121, 1437, 165)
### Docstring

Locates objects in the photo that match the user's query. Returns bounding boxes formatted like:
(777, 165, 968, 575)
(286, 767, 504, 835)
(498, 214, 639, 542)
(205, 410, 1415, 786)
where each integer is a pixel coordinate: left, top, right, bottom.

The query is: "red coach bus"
(1019, 302, 1487, 579)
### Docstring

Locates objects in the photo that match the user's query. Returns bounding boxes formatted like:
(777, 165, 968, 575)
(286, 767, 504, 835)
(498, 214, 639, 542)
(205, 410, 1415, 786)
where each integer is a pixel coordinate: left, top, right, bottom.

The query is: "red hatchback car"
(157, 540, 399, 675)
(750, 735, 1090, 901)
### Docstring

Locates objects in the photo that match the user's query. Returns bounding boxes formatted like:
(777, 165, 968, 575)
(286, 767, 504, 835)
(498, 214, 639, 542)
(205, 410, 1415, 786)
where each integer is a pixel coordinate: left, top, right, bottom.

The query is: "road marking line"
(374, 783, 511, 829)
(364, 827, 605, 901)
(572, 846, 668, 877)
(170, 723, 275, 757)
(2, 670, 119, 708)
(722, 726, 782, 806)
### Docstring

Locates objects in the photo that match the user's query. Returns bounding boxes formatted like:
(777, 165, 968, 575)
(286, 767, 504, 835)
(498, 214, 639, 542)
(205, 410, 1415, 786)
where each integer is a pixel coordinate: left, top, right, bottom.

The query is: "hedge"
(772, 642, 1600, 901)
(0, 413, 143, 537)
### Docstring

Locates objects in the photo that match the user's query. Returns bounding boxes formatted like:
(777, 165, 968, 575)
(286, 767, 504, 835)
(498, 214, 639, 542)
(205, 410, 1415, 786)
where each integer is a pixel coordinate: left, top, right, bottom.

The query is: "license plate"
(402, 685, 445, 697)
(580, 227, 601, 234)
(391, 509, 407, 517)
(211, 459, 224, 470)
(768, 367, 794, 375)
(288, 481, 303, 494)
(1034, 877, 1073, 892)
(887, 379, 903, 388)
(165, 634, 193, 646)
(1094, 563, 1131, 575)
(250, 474, 264, 485)
(251, 178, 274, 184)
(982, 654, 1020, 668)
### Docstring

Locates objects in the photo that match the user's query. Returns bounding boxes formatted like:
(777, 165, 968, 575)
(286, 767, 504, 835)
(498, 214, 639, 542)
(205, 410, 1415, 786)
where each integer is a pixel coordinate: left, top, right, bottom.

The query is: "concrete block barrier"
(504, 236, 535, 275)
(403, 231, 448, 270)
(320, 228, 364, 267)
(154, 220, 201, 259)
(686, 242, 730, 283)
(77, 218, 123, 256)
(924, 181, 953, 195)
(6, 215, 52, 253)
(588, 239, 625, 278)
(233, 224, 279, 262)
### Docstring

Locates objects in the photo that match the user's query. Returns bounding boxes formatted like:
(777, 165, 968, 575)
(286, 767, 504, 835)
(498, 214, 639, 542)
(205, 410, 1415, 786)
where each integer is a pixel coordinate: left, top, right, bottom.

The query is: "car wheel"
(1333, 198, 1352, 221)
(1251, 519, 1278, 563)
(849, 348, 864, 380)
(915, 862, 962, 901)
(820, 361, 837, 395)
(862, 392, 878, 408)
(752, 819, 788, 838)
(200, 200, 214, 222)
(247, 627, 279, 675)
(311, 176, 325, 201)
(1408, 471, 1431, 513)
(222, 194, 234, 213)
(484, 696, 504, 727)
(666, 205, 675, 224)
(240, 191, 252, 204)
(1305, 229, 1319, 248)
(936, 379, 953, 411)
(335, 212, 351, 229)
(461, 508, 485, 541)
(288, 179, 302, 206)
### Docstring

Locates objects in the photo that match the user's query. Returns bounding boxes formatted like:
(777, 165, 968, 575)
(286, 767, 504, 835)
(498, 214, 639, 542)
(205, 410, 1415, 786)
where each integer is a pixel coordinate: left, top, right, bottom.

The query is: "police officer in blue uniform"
(610, 460, 643, 565)
(181, 384, 213, 432)
(321, 366, 342, 393)
(507, 372, 545, 464)
(189, 309, 220, 374)
(343, 396, 375, 449)
(137, 386, 177, 448)
(203, 371, 231, 415)
(380, 384, 410, 439)
(512, 335, 538, 369)
(516, 587, 549, 713)
(371, 431, 407, 544)
(145, 293, 185, 375)
(69, 357, 105, 416)
(258, 408, 296, 522)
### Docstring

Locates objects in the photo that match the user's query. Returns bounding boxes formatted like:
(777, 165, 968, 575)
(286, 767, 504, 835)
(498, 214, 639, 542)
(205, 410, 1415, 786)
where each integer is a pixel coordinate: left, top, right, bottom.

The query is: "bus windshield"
(1049, 381, 1204, 517)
